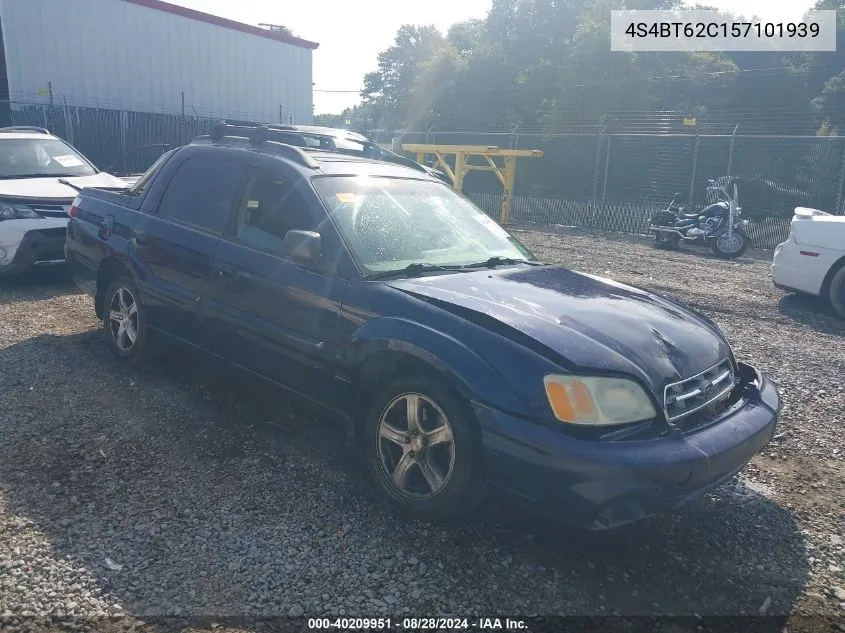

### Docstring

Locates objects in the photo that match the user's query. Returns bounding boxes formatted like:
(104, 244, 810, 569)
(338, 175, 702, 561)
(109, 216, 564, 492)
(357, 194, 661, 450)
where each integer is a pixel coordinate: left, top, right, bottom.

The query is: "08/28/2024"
(308, 617, 528, 630)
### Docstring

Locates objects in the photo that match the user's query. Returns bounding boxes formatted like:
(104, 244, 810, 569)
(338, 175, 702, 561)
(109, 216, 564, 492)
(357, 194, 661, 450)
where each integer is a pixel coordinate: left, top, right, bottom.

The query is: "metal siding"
(0, 0, 312, 122)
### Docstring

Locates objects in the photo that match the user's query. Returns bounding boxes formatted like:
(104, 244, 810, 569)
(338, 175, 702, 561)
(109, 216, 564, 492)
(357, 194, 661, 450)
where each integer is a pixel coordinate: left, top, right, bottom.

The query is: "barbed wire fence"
(3, 97, 843, 250)
(378, 126, 845, 249)
(0, 96, 288, 175)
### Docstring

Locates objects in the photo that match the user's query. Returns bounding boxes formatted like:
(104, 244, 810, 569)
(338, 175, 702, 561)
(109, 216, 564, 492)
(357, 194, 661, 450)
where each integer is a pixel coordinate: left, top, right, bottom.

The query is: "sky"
(169, 0, 817, 115)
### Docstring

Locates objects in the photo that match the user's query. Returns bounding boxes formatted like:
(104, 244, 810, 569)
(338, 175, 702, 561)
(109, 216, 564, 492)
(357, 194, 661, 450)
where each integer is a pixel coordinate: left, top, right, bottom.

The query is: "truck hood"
(386, 265, 732, 394)
(0, 172, 127, 200)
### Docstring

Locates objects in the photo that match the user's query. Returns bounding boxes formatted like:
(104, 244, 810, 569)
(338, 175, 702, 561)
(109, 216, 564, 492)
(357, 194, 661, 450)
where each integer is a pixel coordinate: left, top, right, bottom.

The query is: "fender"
(105, 231, 195, 314)
(734, 224, 752, 240)
(92, 228, 192, 321)
(340, 316, 529, 416)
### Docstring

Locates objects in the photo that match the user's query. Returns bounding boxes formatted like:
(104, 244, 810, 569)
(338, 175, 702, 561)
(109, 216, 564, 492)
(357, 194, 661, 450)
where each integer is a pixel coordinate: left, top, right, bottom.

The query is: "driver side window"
(235, 169, 315, 255)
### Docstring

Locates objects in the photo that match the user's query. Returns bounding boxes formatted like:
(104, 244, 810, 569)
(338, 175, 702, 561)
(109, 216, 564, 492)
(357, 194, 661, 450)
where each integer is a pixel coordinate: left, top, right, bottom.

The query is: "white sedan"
(771, 207, 845, 318)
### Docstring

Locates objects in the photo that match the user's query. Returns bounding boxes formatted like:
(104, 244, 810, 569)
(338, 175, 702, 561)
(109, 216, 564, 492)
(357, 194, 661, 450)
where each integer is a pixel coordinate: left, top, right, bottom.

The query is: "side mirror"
(282, 230, 322, 266)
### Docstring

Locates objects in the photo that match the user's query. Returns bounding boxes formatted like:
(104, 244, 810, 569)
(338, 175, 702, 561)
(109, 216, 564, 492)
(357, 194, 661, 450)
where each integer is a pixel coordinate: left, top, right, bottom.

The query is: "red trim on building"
(124, 0, 319, 49)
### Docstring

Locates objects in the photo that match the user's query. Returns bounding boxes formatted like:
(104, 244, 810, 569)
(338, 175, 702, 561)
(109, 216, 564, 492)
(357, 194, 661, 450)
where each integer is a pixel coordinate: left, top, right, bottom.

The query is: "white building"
(0, 0, 318, 124)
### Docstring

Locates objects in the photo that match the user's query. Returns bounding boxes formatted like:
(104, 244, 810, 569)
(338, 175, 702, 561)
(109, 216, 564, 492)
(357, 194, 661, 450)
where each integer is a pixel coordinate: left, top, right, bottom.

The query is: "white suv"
(0, 126, 127, 276)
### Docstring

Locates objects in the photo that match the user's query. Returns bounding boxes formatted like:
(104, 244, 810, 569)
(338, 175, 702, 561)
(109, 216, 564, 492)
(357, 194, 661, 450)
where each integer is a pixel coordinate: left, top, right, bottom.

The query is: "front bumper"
(0, 218, 68, 276)
(475, 362, 779, 530)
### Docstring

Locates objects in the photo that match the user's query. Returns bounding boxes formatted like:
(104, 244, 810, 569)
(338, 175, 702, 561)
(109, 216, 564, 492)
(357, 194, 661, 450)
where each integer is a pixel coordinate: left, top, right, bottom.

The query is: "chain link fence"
(390, 130, 845, 250)
(0, 99, 273, 176)
(2, 98, 842, 250)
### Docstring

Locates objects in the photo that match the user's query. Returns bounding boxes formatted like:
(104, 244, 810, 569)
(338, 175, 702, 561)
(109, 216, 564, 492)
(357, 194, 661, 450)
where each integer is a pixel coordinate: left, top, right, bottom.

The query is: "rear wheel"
(654, 232, 680, 249)
(710, 230, 749, 259)
(651, 211, 679, 250)
(363, 376, 484, 520)
(102, 276, 152, 362)
(828, 266, 845, 319)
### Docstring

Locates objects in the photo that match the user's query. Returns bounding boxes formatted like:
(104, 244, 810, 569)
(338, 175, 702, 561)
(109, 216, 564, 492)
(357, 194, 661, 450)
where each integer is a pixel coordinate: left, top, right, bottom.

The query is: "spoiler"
(794, 207, 831, 218)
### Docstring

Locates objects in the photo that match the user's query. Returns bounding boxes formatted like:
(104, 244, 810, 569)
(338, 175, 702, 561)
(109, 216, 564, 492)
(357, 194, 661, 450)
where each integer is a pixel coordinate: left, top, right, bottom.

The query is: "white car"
(771, 207, 845, 318)
(0, 126, 127, 276)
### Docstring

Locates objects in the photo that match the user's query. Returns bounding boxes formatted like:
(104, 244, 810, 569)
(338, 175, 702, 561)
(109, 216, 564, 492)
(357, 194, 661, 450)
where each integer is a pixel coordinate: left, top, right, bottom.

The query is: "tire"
(362, 375, 485, 520)
(102, 275, 153, 363)
(710, 231, 749, 259)
(654, 233, 679, 250)
(828, 265, 845, 320)
(650, 211, 679, 250)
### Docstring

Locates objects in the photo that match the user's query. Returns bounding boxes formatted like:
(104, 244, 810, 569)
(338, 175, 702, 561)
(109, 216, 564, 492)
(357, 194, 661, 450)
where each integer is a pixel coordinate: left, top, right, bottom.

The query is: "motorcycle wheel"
(710, 231, 749, 259)
(654, 233, 680, 249)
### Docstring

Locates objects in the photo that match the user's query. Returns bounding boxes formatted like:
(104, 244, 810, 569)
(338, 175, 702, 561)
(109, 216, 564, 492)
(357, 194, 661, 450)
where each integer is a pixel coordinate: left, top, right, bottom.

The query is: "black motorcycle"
(649, 180, 752, 259)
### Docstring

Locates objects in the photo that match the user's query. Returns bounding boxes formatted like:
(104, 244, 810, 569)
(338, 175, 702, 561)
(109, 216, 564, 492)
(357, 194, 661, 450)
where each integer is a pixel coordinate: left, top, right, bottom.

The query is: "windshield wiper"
(58, 178, 82, 192)
(0, 173, 81, 180)
(365, 262, 466, 280)
(461, 256, 540, 269)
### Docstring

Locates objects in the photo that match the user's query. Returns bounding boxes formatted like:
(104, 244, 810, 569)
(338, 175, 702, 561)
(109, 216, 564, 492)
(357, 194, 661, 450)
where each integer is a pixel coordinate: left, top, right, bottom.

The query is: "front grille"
(664, 359, 734, 422)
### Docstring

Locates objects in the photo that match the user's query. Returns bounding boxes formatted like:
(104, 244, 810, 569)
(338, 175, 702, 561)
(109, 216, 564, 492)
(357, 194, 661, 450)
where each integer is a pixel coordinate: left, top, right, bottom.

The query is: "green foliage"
(336, 0, 844, 135)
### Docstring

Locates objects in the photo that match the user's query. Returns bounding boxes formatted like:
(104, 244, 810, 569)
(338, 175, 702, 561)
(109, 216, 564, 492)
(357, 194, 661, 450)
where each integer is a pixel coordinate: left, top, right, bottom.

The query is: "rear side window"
(156, 158, 244, 234)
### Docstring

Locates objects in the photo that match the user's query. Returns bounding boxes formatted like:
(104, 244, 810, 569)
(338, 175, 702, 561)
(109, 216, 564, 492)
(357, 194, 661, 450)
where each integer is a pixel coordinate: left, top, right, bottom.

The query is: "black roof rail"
(202, 120, 433, 176)
(201, 122, 319, 169)
(222, 118, 298, 132)
(0, 125, 50, 134)
(216, 119, 342, 148)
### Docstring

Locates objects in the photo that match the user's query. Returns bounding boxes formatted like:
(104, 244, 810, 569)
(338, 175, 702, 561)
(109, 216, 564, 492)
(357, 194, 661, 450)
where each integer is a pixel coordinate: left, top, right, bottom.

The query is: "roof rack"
(204, 120, 434, 176)
(204, 122, 319, 169)
(0, 125, 50, 134)
(222, 118, 299, 132)
(217, 119, 352, 151)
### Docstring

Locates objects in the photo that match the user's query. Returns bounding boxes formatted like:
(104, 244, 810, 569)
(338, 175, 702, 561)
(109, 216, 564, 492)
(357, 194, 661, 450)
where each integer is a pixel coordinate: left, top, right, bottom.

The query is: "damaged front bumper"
(0, 218, 69, 276)
(474, 362, 780, 530)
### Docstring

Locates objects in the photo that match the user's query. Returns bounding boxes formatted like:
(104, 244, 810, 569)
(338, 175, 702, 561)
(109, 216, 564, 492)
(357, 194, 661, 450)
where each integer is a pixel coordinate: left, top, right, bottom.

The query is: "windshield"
(0, 138, 97, 178)
(313, 176, 536, 275)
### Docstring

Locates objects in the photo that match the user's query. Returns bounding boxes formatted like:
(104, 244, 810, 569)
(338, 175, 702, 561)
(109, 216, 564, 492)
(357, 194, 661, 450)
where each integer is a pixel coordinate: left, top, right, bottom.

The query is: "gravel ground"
(0, 231, 843, 632)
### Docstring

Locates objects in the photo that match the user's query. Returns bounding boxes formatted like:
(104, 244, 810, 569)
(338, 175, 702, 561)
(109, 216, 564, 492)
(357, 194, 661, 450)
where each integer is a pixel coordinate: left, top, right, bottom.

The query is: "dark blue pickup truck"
(65, 123, 780, 530)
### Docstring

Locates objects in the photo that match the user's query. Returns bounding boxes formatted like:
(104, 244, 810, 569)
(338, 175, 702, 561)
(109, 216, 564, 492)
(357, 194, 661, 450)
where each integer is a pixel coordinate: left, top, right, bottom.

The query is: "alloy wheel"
(376, 393, 456, 500)
(108, 286, 139, 352)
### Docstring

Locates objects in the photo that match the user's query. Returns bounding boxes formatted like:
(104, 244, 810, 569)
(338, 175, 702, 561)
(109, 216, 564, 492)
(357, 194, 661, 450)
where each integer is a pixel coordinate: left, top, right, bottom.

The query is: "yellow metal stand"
(387, 144, 543, 225)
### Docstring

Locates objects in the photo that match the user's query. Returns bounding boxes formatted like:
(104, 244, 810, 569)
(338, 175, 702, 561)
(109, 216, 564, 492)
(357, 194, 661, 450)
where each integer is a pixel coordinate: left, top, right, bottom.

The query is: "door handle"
(217, 266, 239, 280)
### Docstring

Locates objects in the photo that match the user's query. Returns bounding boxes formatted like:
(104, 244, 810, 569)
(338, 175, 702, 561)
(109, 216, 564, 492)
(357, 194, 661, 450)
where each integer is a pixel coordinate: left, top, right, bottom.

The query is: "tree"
(316, 0, 845, 136)
(259, 24, 295, 36)
(447, 20, 485, 57)
(813, 70, 845, 133)
(360, 25, 447, 130)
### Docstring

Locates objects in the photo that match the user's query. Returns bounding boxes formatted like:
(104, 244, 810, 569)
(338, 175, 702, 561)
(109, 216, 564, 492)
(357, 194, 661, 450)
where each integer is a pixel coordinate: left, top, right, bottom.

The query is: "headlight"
(0, 204, 40, 221)
(543, 375, 657, 426)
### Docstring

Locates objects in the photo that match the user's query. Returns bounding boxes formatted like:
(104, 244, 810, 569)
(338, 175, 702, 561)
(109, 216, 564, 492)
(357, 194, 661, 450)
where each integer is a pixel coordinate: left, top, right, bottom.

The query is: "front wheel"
(828, 265, 845, 319)
(363, 376, 485, 520)
(710, 230, 750, 259)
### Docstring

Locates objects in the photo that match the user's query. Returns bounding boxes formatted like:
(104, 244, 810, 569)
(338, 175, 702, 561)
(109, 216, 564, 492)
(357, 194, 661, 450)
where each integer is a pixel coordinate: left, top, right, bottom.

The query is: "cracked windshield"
(314, 177, 534, 274)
